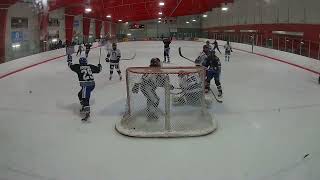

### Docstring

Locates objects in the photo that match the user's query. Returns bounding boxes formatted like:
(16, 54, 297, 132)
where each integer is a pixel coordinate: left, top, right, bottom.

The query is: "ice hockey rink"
(0, 40, 320, 180)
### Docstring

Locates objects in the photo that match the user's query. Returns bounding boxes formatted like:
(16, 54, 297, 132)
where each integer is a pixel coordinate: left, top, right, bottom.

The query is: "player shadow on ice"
(97, 98, 127, 117)
(55, 99, 96, 117)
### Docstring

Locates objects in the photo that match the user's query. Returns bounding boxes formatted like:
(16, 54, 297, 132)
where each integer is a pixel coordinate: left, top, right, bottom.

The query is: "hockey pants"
(206, 68, 222, 92)
(110, 63, 121, 75)
(78, 85, 95, 109)
(164, 48, 170, 61)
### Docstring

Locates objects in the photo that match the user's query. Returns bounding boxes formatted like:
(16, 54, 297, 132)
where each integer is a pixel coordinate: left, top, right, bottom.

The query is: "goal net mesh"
(115, 66, 217, 137)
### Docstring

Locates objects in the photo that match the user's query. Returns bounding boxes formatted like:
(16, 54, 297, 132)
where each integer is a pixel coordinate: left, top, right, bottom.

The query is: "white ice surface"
(0, 41, 320, 180)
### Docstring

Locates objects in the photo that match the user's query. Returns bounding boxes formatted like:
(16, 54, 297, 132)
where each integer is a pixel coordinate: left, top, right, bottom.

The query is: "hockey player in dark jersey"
(163, 37, 172, 63)
(213, 40, 222, 54)
(132, 58, 174, 119)
(84, 43, 92, 58)
(76, 43, 83, 56)
(202, 51, 223, 98)
(67, 56, 102, 122)
(106, 42, 122, 80)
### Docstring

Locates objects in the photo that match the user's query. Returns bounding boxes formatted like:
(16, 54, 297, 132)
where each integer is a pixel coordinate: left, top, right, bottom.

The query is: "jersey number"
(81, 69, 93, 81)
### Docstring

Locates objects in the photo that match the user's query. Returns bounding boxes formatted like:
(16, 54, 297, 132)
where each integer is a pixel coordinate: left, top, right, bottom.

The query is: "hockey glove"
(132, 84, 140, 93)
(105, 58, 110, 62)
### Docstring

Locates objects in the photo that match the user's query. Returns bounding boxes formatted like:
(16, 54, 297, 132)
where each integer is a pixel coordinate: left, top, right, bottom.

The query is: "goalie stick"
(178, 47, 195, 63)
(121, 52, 136, 61)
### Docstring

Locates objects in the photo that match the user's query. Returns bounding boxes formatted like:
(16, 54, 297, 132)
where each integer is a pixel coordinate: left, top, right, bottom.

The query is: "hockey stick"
(99, 47, 101, 64)
(209, 89, 223, 103)
(178, 47, 195, 63)
(121, 52, 136, 61)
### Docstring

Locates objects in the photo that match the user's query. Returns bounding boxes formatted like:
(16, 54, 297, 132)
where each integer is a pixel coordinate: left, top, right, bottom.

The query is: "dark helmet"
(203, 45, 209, 53)
(112, 42, 117, 49)
(150, 57, 161, 67)
(206, 40, 210, 44)
(79, 57, 87, 65)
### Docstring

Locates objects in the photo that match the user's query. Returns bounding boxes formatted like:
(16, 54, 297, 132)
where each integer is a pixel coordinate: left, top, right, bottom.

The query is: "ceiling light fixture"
(158, 12, 162, 15)
(203, 14, 208, 18)
(159, 2, 165, 6)
(107, 15, 111, 18)
(186, 21, 190, 24)
(118, 19, 122, 22)
(221, 7, 228, 11)
(85, 8, 92, 12)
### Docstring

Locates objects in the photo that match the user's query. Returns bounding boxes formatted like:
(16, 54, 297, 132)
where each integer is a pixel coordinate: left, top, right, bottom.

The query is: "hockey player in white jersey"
(174, 70, 203, 105)
(132, 58, 174, 119)
(106, 42, 122, 80)
(195, 45, 210, 65)
(206, 40, 214, 52)
(224, 41, 233, 62)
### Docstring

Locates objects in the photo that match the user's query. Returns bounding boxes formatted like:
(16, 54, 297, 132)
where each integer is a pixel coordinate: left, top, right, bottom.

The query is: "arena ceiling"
(6, 0, 232, 22)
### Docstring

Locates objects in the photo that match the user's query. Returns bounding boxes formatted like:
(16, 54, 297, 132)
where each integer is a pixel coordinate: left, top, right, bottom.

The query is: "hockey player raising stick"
(106, 42, 122, 80)
(203, 51, 223, 98)
(76, 43, 83, 56)
(67, 56, 102, 122)
(132, 58, 174, 119)
(224, 41, 233, 62)
(84, 42, 92, 58)
(163, 37, 172, 63)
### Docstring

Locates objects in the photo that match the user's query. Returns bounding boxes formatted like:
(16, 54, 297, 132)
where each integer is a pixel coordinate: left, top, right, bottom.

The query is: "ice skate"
(81, 112, 90, 123)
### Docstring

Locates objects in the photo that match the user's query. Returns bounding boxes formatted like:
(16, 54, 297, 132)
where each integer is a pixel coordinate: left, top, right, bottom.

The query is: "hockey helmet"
(206, 40, 210, 45)
(203, 45, 209, 52)
(150, 57, 161, 67)
(112, 42, 117, 50)
(79, 57, 87, 65)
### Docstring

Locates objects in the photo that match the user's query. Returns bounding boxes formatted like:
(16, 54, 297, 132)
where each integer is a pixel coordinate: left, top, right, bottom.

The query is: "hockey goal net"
(115, 66, 217, 137)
